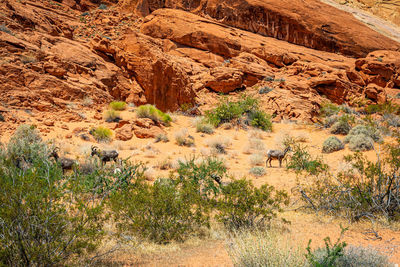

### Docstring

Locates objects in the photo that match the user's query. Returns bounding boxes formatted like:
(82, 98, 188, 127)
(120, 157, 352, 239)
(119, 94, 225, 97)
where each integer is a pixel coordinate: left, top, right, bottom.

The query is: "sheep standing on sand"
(91, 146, 119, 166)
(266, 146, 291, 168)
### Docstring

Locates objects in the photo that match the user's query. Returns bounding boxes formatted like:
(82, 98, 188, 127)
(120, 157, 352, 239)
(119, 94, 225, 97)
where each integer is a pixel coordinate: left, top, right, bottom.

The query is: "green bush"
(247, 110, 272, 132)
(110, 178, 209, 244)
(6, 124, 48, 164)
(366, 102, 400, 115)
(306, 226, 348, 267)
(287, 144, 328, 175)
(110, 157, 225, 244)
(90, 126, 113, 143)
(136, 104, 172, 126)
(216, 179, 289, 230)
(249, 166, 266, 177)
(322, 136, 344, 153)
(330, 117, 352, 135)
(0, 132, 105, 266)
(176, 157, 227, 199)
(104, 109, 121, 122)
(109, 101, 127, 111)
(205, 96, 272, 131)
(299, 135, 400, 221)
(0, 113, 4, 122)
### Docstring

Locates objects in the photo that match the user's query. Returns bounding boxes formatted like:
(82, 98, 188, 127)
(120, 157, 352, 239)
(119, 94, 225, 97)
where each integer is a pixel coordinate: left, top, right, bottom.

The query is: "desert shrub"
(330, 119, 351, 135)
(249, 166, 266, 177)
(136, 104, 172, 126)
(383, 113, 400, 128)
(0, 137, 105, 266)
(228, 230, 305, 267)
(246, 110, 272, 132)
(258, 86, 273, 94)
(6, 124, 48, 163)
(110, 178, 209, 244)
(80, 159, 143, 194)
(322, 136, 344, 153)
(176, 156, 227, 199)
(245, 138, 266, 153)
(249, 153, 264, 166)
(206, 136, 231, 154)
(345, 124, 383, 143)
(340, 104, 355, 114)
(194, 117, 215, 134)
(98, 3, 107, 9)
(90, 126, 112, 142)
(104, 109, 121, 122)
(287, 144, 328, 175)
(205, 96, 271, 131)
(396, 93, 400, 99)
(307, 227, 391, 267)
(366, 102, 400, 115)
(335, 245, 392, 267)
(216, 179, 289, 230)
(155, 133, 169, 143)
(323, 115, 338, 128)
(306, 227, 348, 267)
(348, 134, 374, 151)
(109, 101, 127, 111)
(320, 102, 341, 117)
(299, 135, 400, 221)
(174, 128, 195, 147)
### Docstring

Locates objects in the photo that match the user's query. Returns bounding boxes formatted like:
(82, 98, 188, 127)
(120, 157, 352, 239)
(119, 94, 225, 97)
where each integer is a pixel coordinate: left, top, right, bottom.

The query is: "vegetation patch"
(104, 109, 122, 122)
(109, 101, 127, 111)
(322, 136, 344, 153)
(205, 96, 272, 131)
(287, 144, 328, 175)
(90, 126, 113, 143)
(249, 166, 266, 177)
(136, 104, 172, 126)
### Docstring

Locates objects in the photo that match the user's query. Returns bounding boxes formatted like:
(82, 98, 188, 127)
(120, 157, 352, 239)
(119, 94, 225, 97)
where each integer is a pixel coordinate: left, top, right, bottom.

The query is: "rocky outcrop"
(130, 0, 400, 57)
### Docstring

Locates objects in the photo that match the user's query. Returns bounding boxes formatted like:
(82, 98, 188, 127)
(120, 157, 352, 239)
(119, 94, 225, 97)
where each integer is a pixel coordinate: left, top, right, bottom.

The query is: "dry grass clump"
(206, 136, 232, 154)
(143, 167, 157, 181)
(104, 109, 121, 123)
(156, 158, 173, 170)
(193, 117, 215, 134)
(243, 138, 266, 155)
(249, 167, 266, 177)
(228, 230, 304, 267)
(174, 128, 195, 147)
(155, 133, 169, 143)
(294, 132, 310, 143)
(248, 130, 265, 140)
(249, 153, 264, 166)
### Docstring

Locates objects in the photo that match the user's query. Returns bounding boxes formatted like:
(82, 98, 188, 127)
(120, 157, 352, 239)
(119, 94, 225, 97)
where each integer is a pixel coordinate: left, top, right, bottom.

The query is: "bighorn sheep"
(50, 147, 76, 173)
(266, 146, 291, 168)
(91, 146, 119, 165)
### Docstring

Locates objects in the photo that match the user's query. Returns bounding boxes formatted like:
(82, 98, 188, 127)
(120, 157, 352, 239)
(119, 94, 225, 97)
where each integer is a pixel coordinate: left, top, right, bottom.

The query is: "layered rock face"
(128, 0, 400, 57)
(0, 0, 399, 126)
